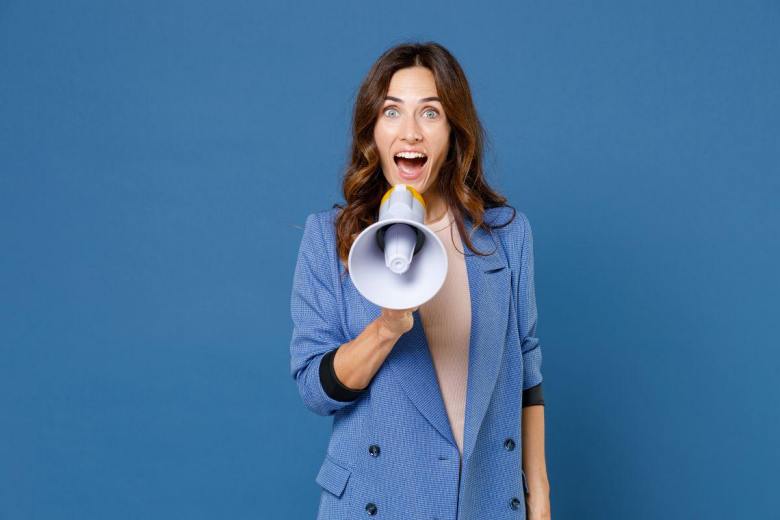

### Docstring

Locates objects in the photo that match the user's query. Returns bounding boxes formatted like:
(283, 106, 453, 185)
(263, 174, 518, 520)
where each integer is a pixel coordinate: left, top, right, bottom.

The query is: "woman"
(290, 41, 551, 519)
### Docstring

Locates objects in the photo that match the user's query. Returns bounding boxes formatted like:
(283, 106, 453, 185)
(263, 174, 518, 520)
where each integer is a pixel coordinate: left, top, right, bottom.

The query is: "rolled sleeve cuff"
(522, 382, 544, 407)
(319, 347, 365, 402)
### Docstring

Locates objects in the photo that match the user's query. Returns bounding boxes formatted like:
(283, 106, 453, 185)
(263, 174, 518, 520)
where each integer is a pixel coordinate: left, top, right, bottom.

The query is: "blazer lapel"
(460, 214, 510, 464)
(349, 273, 456, 447)
(370, 213, 509, 462)
(386, 307, 456, 445)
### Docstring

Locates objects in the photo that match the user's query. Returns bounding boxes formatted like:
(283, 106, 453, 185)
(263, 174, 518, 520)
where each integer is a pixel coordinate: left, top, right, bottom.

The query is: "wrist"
(374, 317, 402, 345)
(525, 487, 551, 518)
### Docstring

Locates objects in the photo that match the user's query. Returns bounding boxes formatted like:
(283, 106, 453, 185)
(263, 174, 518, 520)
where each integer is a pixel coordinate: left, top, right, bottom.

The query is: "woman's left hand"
(526, 492, 551, 520)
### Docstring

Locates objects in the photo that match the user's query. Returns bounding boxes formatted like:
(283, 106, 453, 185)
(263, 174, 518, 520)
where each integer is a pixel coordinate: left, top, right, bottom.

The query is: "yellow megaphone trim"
(380, 184, 426, 208)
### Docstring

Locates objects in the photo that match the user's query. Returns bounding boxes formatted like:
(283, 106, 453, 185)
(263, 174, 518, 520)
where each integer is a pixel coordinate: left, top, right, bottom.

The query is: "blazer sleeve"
(289, 212, 355, 416)
(516, 212, 544, 391)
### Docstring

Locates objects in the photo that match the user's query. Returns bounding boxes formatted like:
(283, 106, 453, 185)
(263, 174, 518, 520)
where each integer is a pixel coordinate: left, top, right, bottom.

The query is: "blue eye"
(384, 108, 399, 118)
(423, 109, 439, 119)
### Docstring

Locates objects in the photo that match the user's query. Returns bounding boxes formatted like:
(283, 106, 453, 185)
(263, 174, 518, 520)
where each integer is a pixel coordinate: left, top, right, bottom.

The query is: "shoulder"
(483, 204, 531, 245)
(302, 207, 341, 236)
(307, 206, 341, 228)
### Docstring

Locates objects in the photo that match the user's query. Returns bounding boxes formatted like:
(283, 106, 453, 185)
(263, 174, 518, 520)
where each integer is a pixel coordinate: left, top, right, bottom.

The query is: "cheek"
(427, 127, 449, 154)
(373, 130, 393, 164)
(433, 139, 449, 164)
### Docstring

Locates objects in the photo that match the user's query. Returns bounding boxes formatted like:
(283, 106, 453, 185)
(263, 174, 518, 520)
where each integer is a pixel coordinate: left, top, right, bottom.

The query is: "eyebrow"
(384, 96, 441, 103)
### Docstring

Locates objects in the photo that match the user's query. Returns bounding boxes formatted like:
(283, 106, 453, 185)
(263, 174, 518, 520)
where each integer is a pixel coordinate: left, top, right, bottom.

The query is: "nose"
(401, 114, 422, 143)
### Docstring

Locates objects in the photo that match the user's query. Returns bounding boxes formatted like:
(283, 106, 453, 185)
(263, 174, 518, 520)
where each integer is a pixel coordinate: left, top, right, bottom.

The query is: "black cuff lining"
(522, 382, 545, 407)
(319, 348, 365, 403)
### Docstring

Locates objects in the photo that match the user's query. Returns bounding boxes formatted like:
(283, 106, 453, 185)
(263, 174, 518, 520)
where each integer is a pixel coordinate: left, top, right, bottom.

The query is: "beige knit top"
(418, 207, 471, 457)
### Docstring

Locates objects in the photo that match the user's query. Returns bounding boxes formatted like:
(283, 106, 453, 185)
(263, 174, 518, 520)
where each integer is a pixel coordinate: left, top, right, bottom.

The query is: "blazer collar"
(378, 212, 510, 464)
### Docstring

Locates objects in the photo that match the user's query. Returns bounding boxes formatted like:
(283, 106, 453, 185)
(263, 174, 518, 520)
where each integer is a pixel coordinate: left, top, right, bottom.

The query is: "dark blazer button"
(368, 444, 381, 457)
(510, 497, 522, 510)
(365, 502, 378, 515)
(504, 438, 515, 451)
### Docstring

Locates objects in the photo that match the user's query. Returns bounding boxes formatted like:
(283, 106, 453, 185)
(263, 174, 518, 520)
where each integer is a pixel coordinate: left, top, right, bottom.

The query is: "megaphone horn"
(347, 184, 448, 310)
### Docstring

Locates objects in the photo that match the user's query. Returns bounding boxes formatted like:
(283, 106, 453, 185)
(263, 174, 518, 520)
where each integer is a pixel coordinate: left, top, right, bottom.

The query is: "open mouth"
(393, 153, 428, 179)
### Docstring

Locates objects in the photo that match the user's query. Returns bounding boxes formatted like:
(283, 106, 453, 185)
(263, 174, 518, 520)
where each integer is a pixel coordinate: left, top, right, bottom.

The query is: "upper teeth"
(395, 151, 426, 159)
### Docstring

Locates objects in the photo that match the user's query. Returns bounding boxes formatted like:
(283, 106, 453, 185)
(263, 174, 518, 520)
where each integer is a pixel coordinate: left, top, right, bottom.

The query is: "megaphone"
(348, 184, 448, 310)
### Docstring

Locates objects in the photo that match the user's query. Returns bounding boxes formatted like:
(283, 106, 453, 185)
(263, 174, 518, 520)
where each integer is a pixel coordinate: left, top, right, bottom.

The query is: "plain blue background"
(1, 1, 778, 518)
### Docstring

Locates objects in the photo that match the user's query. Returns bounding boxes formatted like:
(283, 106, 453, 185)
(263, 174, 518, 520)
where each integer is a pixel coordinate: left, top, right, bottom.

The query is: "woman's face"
(373, 66, 451, 202)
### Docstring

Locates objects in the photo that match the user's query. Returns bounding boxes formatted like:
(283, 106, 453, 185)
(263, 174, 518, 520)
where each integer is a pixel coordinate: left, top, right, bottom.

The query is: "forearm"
(522, 405, 550, 511)
(332, 318, 400, 391)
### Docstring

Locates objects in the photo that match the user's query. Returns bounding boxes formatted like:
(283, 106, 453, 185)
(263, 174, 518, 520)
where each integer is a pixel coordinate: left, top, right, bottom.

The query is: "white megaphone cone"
(347, 184, 448, 310)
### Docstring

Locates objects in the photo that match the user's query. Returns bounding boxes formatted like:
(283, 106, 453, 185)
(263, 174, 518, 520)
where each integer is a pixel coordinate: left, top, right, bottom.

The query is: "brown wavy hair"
(333, 41, 516, 276)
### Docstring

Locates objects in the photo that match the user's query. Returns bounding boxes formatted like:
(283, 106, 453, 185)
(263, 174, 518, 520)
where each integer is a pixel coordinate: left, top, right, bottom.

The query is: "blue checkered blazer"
(290, 205, 543, 519)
